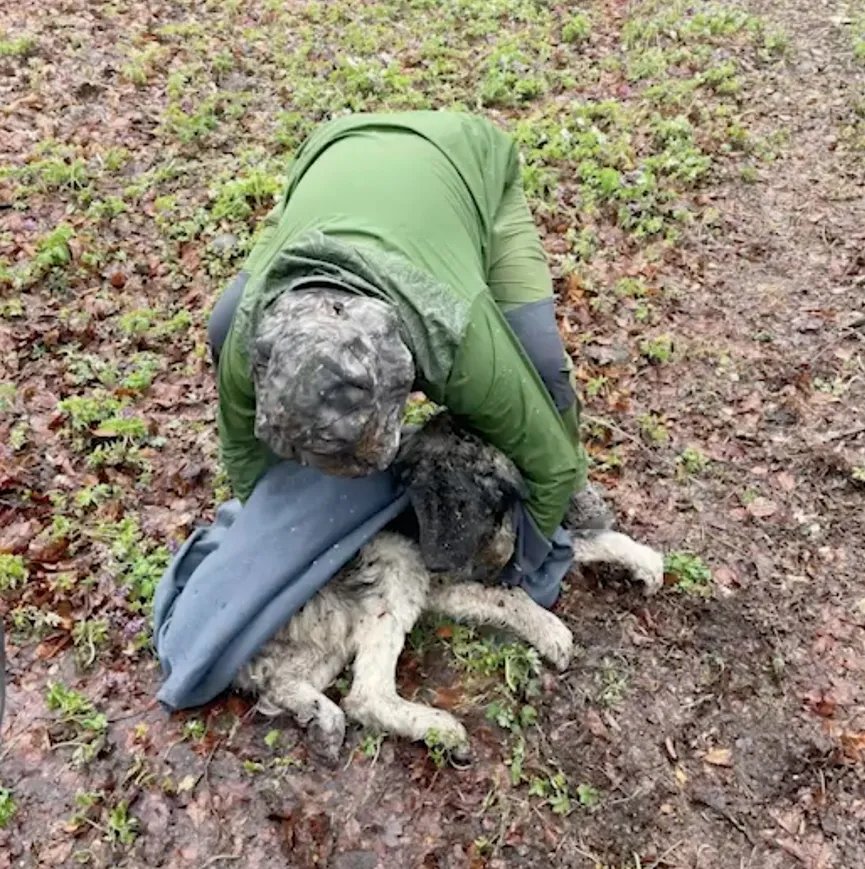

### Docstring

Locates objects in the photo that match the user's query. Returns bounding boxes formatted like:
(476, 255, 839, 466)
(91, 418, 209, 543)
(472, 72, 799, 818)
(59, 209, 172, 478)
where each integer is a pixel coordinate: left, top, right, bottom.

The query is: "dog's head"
(395, 413, 528, 581)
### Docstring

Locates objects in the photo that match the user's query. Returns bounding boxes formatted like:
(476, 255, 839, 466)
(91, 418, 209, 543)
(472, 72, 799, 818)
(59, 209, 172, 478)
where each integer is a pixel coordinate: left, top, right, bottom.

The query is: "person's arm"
(216, 326, 275, 503)
(486, 168, 587, 475)
(212, 193, 294, 500)
(243, 201, 285, 275)
(444, 293, 581, 539)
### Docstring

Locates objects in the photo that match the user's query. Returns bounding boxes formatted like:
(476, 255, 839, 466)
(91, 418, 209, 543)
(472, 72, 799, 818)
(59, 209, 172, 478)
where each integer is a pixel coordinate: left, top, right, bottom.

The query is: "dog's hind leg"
(343, 613, 468, 748)
(572, 530, 664, 595)
(427, 582, 574, 671)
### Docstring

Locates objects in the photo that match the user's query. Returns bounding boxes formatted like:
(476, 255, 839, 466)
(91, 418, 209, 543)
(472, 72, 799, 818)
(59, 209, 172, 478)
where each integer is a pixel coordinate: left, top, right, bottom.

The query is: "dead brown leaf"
(585, 708, 610, 740)
(704, 747, 733, 767)
(746, 497, 779, 519)
(806, 694, 837, 719)
(713, 566, 740, 588)
(0, 518, 39, 553)
(432, 685, 464, 711)
(776, 471, 797, 491)
(226, 694, 252, 720)
(839, 730, 865, 761)
(185, 792, 211, 829)
(27, 536, 70, 564)
(35, 634, 72, 661)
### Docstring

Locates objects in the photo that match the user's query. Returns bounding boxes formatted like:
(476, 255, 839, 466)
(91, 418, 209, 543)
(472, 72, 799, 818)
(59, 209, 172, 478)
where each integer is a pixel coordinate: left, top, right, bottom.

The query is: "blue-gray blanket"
(153, 461, 573, 711)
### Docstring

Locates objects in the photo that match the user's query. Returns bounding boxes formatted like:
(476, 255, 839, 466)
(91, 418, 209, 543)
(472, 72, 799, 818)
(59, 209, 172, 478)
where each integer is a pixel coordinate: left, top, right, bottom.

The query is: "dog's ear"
(395, 410, 452, 478)
(491, 453, 530, 504)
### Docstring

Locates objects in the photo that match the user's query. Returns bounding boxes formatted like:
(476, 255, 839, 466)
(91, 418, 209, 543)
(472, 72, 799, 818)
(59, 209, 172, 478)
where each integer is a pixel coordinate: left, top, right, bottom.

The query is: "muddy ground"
(1, 0, 864, 867)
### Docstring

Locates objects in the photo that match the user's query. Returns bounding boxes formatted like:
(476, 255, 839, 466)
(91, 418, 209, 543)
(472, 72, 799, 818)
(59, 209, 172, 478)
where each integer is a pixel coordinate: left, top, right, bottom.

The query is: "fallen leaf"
(35, 634, 72, 660)
(746, 497, 778, 519)
(674, 765, 688, 786)
(0, 519, 39, 553)
(39, 840, 75, 865)
(839, 731, 865, 760)
(603, 710, 621, 732)
(713, 566, 739, 588)
(27, 536, 69, 564)
(585, 708, 610, 739)
(226, 694, 252, 719)
(704, 747, 733, 767)
(808, 695, 837, 719)
(584, 342, 630, 366)
(739, 392, 762, 413)
(186, 792, 210, 828)
(177, 774, 198, 793)
(433, 685, 464, 711)
(776, 471, 796, 491)
(179, 845, 199, 862)
(770, 807, 804, 836)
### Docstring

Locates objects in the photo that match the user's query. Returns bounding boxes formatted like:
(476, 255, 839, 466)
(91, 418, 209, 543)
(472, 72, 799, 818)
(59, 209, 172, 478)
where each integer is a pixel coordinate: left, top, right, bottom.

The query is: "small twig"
(224, 704, 256, 747)
(771, 837, 811, 863)
(0, 726, 34, 763)
(691, 793, 757, 847)
(571, 840, 604, 865)
(49, 738, 91, 752)
(77, 815, 110, 836)
(607, 784, 650, 807)
(582, 414, 680, 473)
(108, 701, 159, 725)
(202, 738, 222, 795)
(424, 766, 442, 795)
(196, 852, 242, 869)
(161, 735, 186, 763)
(821, 423, 865, 443)
(698, 526, 753, 563)
(553, 830, 570, 857)
(646, 838, 686, 869)
(582, 414, 650, 451)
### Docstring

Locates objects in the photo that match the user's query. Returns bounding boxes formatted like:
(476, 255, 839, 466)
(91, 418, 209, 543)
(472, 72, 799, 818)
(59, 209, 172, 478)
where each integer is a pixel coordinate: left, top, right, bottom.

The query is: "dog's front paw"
(633, 545, 664, 596)
(424, 717, 470, 765)
(536, 614, 574, 672)
(307, 704, 347, 764)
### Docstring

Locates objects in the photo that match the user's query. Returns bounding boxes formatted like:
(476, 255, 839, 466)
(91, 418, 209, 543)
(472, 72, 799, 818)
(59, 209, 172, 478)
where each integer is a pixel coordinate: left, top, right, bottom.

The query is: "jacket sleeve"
(243, 201, 284, 275)
(216, 327, 274, 503)
(486, 175, 586, 461)
(443, 293, 582, 538)
(214, 202, 288, 503)
(487, 173, 554, 312)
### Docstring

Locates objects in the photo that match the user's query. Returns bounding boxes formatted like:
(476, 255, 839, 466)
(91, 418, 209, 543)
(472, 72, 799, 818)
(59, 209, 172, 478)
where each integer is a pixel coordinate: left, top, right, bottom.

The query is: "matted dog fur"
(234, 414, 662, 760)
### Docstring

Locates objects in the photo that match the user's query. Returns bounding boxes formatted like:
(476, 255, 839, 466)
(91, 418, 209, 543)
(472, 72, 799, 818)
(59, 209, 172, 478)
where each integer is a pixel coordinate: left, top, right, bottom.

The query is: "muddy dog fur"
(234, 413, 662, 760)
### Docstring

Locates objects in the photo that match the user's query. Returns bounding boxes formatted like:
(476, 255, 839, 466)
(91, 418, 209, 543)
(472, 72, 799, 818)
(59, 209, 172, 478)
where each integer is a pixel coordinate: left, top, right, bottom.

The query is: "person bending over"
(208, 111, 611, 600)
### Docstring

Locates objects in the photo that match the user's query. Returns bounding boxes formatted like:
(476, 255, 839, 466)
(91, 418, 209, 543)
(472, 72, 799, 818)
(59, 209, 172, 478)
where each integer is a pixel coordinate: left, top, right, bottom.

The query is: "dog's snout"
(421, 542, 461, 573)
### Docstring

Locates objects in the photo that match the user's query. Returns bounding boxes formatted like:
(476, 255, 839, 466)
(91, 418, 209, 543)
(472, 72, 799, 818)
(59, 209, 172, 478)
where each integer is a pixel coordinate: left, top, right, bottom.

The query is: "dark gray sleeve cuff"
(499, 503, 574, 608)
(208, 271, 249, 361)
(504, 298, 576, 414)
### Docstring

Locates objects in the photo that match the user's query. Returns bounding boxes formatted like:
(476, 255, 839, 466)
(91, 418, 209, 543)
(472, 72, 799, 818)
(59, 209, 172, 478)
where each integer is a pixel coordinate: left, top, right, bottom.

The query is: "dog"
(234, 413, 663, 760)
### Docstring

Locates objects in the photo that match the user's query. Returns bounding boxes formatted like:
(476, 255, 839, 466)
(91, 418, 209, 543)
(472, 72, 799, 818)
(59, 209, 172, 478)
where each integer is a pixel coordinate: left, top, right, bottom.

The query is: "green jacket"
(217, 112, 586, 537)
